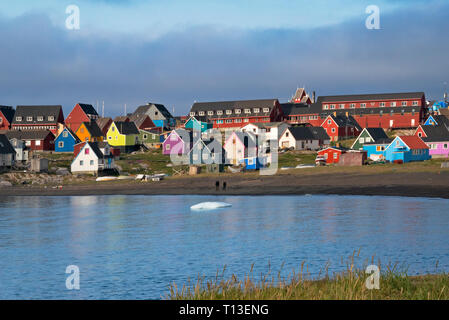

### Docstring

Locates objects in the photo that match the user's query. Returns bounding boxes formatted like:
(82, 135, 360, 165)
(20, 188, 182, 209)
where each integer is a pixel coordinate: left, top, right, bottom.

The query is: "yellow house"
(106, 121, 140, 152)
(75, 122, 104, 142)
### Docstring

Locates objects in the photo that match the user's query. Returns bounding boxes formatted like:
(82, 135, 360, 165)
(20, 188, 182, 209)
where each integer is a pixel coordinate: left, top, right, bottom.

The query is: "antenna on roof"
(102, 101, 104, 118)
(124, 104, 127, 116)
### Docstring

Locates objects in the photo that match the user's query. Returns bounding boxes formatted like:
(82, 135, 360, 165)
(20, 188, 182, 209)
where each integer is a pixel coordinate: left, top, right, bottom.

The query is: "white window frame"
(216, 110, 223, 115)
(253, 108, 260, 113)
(263, 108, 269, 113)
(235, 109, 241, 114)
(226, 110, 232, 115)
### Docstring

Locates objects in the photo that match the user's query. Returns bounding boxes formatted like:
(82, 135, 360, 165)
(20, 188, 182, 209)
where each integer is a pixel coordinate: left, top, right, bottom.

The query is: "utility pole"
(102, 101, 104, 118)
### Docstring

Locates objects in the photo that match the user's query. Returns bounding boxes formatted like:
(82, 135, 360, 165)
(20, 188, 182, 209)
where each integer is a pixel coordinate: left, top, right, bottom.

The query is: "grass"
(167, 253, 449, 300)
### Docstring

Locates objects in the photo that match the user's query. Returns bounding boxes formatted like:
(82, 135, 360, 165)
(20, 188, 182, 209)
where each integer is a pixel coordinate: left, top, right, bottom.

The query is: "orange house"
(75, 122, 104, 142)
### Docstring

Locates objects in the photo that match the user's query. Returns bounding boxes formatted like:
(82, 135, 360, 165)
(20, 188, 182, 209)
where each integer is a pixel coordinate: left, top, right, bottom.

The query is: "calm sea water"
(0, 194, 448, 299)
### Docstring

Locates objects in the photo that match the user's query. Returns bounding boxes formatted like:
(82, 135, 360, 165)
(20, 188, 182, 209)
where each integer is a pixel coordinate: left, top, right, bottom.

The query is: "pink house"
(414, 125, 449, 158)
(162, 129, 200, 155)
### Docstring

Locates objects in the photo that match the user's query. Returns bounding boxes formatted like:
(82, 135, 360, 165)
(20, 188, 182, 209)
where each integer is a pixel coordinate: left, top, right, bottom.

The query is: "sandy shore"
(1, 171, 449, 199)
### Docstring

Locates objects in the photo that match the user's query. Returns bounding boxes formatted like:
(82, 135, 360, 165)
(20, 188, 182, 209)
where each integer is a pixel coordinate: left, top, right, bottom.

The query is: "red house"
(11, 105, 64, 135)
(0, 106, 15, 130)
(321, 114, 362, 142)
(317, 147, 347, 164)
(129, 114, 156, 130)
(65, 103, 100, 132)
(189, 99, 283, 129)
(5, 130, 55, 151)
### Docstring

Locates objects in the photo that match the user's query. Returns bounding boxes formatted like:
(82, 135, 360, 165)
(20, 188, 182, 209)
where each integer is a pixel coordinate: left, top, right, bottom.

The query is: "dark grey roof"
(134, 103, 173, 120)
(329, 115, 362, 130)
(364, 138, 394, 145)
(12, 105, 62, 125)
(281, 102, 322, 116)
(365, 128, 389, 141)
(86, 142, 104, 159)
(82, 122, 104, 137)
(0, 106, 15, 123)
(0, 134, 15, 154)
(129, 113, 155, 128)
(432, 115, 449, 127)
(77, 103, 98, 116)
(5, 130, 54, 140)
(114, 121, 139, 135)
(191, 99, 278, 120)
(421, 125, 449, 142)
(287, 126, 329, 141)
(317, 92, 425, 103)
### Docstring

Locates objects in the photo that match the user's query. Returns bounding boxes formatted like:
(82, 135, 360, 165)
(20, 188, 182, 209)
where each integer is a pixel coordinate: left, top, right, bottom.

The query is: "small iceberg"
(190, 202, 232, 211)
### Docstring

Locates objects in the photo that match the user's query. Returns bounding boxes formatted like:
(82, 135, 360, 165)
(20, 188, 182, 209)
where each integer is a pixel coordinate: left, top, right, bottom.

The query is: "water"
(0, 194, 448, 299)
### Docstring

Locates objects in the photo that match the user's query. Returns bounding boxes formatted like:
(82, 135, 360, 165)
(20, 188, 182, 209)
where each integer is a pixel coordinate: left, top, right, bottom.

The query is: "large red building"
(282, 92, 427, 130)
(65, 103, 100, 132)
(11, 105, 64, 135)
(189, 99, 283, 129)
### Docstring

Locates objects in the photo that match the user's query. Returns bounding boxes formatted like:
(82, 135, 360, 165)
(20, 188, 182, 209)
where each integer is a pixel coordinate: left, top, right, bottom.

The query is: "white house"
(279, 126, 330, 150)
(8, 137, 29, 162)
(240, 122, 288, 145)
(71, 142, 114, 175)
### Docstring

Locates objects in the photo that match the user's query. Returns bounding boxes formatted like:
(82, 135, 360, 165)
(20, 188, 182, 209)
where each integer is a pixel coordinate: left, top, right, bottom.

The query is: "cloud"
(0, 2, 448, 117)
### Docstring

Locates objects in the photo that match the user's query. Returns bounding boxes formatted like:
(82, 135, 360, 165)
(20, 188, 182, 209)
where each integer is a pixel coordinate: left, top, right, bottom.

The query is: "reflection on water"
(0, 194, 448, 299)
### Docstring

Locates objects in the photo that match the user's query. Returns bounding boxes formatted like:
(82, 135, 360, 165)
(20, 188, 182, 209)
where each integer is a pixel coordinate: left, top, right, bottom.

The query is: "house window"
(170, 134, 177, 141)
(360, 138, 365, 143)
(333, 153, 338, 159)
(327, 120, 332, 124)
(37, 116, 43, 121)
(286, 132, 289, 137)
(58, 141, 64, 148)
(203, 153, 209, 160)
(85, 148, 89, 154)
(244, 118, 249, 122)
(331, 128, 336, 133)
(216, 110, 223, 115)
(112, 126, 115, 132)
(152, 134, 156, 139)
(418, 132, 422, 137)
(27, 116, 33, 121)
(444, 144, 448, 149)
(235, 109, 241, 114)
(26, 140, 31, 146)
(235, 119, 242, 123)
(198, 111, 205, 116)
(207, 111, 214, 116)
(143, 134, 148, 139)
(226, 119, 233, 123)
(350, 104, 356, 109)
(48, 116, 55, 121)
(63, 131, 68, 138)
(16, 116, 22, 122)
(108, 136, 112, 140)
(80, 160, 84, 166)
(192, 154, 198, 161)
(390, 102, 396, 107)
(226, 110, 232, 115)
(361, 103, 366, 108)
(190, 112, 195, 116)
(166, 144, 170, 150)
(413, 101, 419, 106)
(263, 108, 269, 113)
(330, 104, 336, 109)
(380, 102, 385, 107)
(339, 104, 345, 109)
(90, 160, 94, 165)
(402, 101, 407, 106)
(323, 105, 329, 110)
(35, 140, 41, 146)
(253, 108, 260, 113)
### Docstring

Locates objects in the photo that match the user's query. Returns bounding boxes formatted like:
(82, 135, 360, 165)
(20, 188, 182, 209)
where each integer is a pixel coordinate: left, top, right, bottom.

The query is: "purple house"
(162, 129, 200, 155)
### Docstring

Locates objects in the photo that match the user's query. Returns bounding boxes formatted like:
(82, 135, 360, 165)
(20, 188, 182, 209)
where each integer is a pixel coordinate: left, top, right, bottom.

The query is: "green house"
(351, 128, 389, 150)
(139, 129, 162, 147)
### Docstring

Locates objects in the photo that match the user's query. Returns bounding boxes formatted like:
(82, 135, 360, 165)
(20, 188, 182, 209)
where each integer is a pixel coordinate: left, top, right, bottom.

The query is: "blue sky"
(0, 0, 448, 116)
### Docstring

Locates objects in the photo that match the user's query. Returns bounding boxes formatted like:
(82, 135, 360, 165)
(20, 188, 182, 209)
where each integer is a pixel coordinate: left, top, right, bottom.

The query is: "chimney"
(312, 91, 316, 103)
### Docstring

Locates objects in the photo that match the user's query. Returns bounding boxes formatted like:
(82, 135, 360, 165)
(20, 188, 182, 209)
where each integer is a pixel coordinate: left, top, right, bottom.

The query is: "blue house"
(55, 127, 80, 152)
(424, 114, 449, 127)
(362, 138, 393, 161)
(240, 156, 267, 170)
(184, 116, 212, 133)
(384, 136, 430, 163)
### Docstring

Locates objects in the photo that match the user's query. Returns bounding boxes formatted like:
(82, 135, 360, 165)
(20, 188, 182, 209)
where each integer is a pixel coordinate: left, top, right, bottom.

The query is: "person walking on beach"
(215, 180, 220, 191)
(223, 181, 227, 191)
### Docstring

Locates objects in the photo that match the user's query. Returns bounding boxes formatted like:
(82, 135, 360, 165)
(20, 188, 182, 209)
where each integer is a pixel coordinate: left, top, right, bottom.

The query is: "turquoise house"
(184, 116, 212, 133)
(55, 127, 80, 153)
(362, 138, 392, 161)
(384, 136, 430, 163)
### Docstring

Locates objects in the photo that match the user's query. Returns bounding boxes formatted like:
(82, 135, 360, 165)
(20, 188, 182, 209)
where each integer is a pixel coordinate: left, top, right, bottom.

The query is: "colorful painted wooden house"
(321, 114, 361, 142)
(0, 134, 16, 169)
(71, 142, 114, 175)
(0, 106, 15, 131)
(278, 126, 329, 150)
(55, 127, 81, 153)
(139, 129, 162, 148)
(11, 105, 64, 135)
(4, 130, 55, 151)
(351, 128, 389, 150)
(362, 138, 393, 161)
(223, 131, 258, 165)
(76, 122, 104, 143)
(414, 125, 449, 158)
(184, 116, 213, 133)
(384, 136, 430, 163)
(162, 129, 200, 156)
(106, 121, 140, 153)
(316, 147, 348, 164)
(65, 103, 99, 132)
(187, 138, 225, 165)
(132, 103, 175, 129)
(423, 115, 449, 127)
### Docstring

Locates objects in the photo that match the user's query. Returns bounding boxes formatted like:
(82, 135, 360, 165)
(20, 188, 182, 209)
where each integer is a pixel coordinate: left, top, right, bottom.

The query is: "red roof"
(399, 136, 429, 149)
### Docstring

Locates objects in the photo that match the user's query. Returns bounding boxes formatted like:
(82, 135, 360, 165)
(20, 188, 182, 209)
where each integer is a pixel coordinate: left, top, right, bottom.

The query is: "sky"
(0, 0, 448, 117)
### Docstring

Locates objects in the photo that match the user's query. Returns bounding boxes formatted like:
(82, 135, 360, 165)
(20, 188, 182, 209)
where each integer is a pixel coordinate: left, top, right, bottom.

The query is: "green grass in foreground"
(167, 259, 449, 300)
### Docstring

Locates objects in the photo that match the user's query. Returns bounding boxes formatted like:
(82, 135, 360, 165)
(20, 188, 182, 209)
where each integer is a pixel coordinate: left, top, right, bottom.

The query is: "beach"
(2, 170, 449, 198)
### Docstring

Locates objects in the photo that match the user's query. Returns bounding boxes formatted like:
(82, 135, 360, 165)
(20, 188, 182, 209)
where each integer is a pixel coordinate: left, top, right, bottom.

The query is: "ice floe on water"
(190, 202, 232, 211)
